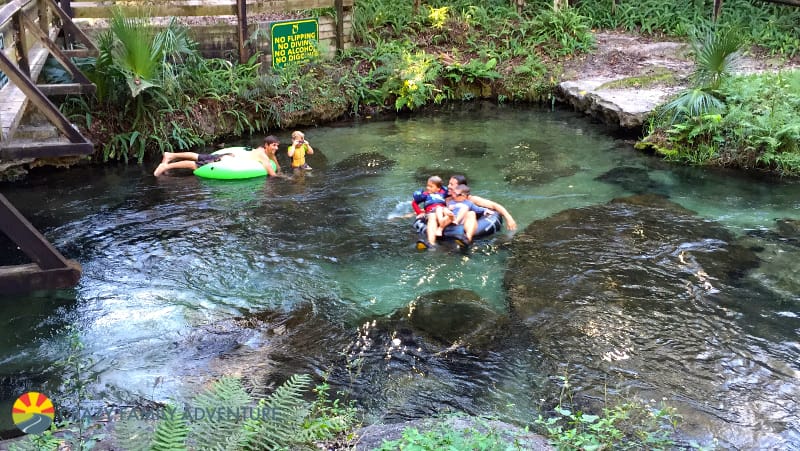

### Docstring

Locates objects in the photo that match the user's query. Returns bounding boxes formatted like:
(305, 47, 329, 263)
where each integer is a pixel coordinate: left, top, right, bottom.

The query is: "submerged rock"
(328, 289, 546, 421)
(501, 194, 800, 448)
(594, 166, 669, 195)
(505, 194, 759, 319)
(498, 144, 579, 186)
(331, 151, 396, 176)
(389, 289, 501, 346)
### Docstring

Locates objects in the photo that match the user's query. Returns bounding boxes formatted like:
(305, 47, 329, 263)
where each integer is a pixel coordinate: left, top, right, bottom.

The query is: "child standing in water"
(288, 131, 314, 171)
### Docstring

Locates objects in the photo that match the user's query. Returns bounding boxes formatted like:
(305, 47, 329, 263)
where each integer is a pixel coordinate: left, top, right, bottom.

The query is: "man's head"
(264, 135, 280, 153)
(449, 174, 468, 191)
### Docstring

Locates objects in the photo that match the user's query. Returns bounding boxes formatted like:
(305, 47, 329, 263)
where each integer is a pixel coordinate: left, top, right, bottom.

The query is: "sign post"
(270, 19, 320, 69)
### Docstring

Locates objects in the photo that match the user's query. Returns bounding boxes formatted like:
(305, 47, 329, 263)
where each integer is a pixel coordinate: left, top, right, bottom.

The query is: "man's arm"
(254, 151, 278, 176)
(468, 195, 517, 231)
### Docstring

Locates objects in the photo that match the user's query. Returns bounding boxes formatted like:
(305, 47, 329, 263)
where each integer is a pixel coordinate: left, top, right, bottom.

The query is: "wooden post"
(59, 0, 72, 17)
(0, 193, 82, 294)
(59, 0, 75, 47)
(335, 0, 344, 52)
(713, 0, 724, 22)
(12, 11, 30, 77)
(236, 0, 248, 63)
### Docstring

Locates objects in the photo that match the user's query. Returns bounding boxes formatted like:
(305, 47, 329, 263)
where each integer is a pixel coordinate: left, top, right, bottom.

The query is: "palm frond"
(691, 27, 744, 90)
(660, 88, 724, 125)
(108, 7, 162, 97)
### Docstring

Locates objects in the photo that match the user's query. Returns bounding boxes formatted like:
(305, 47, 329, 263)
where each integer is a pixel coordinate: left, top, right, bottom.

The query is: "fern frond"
(243, 374, 314, 450)
(149, 405, 189, 451)
(111, 417, 155, 451)
(190, 377, 254, 450)
(7, 431, 61, 451)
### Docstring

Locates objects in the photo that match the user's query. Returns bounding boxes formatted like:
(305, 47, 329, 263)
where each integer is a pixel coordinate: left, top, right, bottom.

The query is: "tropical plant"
(9, 327, 105, 451)
(390, 51, 446, 110)
(531, 5, 595, 57)
(106, 8, 162, 98)
(657, 26, 744, 126)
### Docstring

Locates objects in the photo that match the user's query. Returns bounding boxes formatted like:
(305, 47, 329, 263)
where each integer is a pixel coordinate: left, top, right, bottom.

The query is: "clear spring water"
(0, 102, 798, 448)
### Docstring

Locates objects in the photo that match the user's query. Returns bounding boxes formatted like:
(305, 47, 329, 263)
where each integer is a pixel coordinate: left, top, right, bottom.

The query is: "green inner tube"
(194, 147, 273, 180)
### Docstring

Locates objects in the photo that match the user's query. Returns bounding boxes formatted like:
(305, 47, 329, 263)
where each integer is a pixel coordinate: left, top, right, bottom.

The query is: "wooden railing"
(68, 0, 355, 61)
(0, 0, 97, 158)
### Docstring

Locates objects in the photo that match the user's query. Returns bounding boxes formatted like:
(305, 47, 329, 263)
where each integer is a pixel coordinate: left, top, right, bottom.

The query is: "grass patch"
(598, 67, 680, 89)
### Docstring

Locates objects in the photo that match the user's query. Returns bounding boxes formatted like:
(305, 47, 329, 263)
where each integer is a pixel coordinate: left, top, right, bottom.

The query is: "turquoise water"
(0, 102, 798, 447)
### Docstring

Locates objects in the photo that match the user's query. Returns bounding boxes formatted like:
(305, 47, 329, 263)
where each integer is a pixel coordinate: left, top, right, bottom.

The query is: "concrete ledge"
(557, 78, 685, 130)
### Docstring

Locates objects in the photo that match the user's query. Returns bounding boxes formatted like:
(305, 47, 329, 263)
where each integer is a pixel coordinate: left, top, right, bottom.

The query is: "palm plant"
(659, 26, 744, 125)
(107, 8, 163, 98)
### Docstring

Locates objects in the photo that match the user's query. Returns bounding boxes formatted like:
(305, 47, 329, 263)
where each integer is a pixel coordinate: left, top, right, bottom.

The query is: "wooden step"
(0, 137, 93, 160)
(14, 123, 61, 141)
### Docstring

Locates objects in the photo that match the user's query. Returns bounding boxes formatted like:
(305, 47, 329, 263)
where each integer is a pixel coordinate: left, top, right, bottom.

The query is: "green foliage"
(719, 70, 800, 173)
(9, 327, 105, 451)
(7, 428, 62, 451)
(375, 416, 526, 451)
(531, 6, 595, 57)
(107, 8, 162, 98)
(444, 58, 501, 84)
(133, 374, 355, 450)
(690, 26, 744, 91)
(11, 364, 355, 451)
(427, 6, 450, 29)
(643, 22, 800, 176)
(534, 375, 679, 450)
(390, 51, 445, 110)
(570, 0, 800, 56)
(536, 402, 678, 451)
(150, 406, 190, 451)
(657, 27, 743, 126)
(659, 88, 725, 127)
(189, 377, 255, 449)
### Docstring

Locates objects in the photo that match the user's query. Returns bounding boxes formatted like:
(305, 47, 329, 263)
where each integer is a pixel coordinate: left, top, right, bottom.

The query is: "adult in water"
(446, 174, 517, 244)
(154, 135, 282, 177)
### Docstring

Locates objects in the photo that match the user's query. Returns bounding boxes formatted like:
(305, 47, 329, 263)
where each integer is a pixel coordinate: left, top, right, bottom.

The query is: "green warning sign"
(271, 19, 320, 69)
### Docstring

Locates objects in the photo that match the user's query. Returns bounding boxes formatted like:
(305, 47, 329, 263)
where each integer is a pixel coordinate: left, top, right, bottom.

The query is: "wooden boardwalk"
(0, 0, 353, 293)
(0, 0, 95, 293)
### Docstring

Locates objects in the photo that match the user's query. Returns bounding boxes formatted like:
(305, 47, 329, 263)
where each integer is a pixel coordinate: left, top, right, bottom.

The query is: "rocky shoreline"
(557, 31, 799, 132)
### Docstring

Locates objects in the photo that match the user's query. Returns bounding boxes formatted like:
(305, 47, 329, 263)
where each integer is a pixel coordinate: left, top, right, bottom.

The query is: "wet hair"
(291, 130, 305, 139)
(264, 135, 280, 145)
(457, 184, 471, 196)
(450, 174, 468, 185)
(427, 175, 443, 188)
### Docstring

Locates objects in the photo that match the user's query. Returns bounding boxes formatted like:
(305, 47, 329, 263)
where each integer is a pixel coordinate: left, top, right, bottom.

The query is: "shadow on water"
(0, 103, 799, 447)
